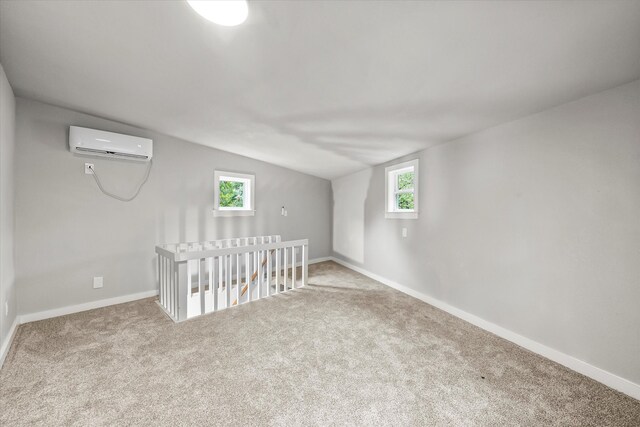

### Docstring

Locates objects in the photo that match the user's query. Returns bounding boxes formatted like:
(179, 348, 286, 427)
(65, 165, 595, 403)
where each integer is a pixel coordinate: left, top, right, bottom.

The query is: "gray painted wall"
(332, 80, 640, 385)
(15, 98, 332, 316)
(0, 63, 17, 353)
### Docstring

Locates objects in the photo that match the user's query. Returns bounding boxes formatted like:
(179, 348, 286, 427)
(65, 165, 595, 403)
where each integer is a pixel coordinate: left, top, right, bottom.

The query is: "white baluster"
(219, 254, 224, 309)
(245, 250, 251, 304)
(226, 254, 231, 309)
(292, 246, 296, 289)
(158, 257, 163, 307)
(283, 247, 288, 291)
(199, 258, 205, 316)
(303, 244, 308, 287)
(236, 252, 241, 305)
(168, 258, 172, 318)
(267, 247, 272, 296)
(258, 249, 263, 299)
(211, 256, 217, 312)
(251, 249, 257, 302)
(275, 248, 280, 294)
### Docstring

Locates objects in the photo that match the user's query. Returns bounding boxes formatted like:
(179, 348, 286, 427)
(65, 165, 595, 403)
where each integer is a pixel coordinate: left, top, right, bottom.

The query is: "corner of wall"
(0, 62, 18, 368)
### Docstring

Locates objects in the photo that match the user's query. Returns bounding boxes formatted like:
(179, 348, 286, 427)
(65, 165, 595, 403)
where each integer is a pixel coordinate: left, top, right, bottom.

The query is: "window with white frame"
(385, 159, 418, 219)
(214, 170, 255, 217)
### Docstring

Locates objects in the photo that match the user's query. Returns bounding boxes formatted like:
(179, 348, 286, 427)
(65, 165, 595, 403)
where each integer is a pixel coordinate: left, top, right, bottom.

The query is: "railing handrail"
(157, 235, 308, 321)
(156, 238, 308, 263)
(157, 235, 280, 252)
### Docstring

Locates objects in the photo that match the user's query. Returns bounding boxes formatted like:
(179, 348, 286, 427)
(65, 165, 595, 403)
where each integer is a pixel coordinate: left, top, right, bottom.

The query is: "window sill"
(213, 209, 255, 217)
(385, 211, 418, 220)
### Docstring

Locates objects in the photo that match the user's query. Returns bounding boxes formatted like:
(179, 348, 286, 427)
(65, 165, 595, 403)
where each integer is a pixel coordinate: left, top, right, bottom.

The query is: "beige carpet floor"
(1, 261, 639, 426)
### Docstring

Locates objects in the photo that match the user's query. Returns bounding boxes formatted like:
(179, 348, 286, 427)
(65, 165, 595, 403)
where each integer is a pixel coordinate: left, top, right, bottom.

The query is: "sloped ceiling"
(1, 1, 639, 179)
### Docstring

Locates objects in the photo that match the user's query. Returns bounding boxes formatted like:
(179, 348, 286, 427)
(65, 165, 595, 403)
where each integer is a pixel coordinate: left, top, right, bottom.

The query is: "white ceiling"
(1, 1, 639, 179)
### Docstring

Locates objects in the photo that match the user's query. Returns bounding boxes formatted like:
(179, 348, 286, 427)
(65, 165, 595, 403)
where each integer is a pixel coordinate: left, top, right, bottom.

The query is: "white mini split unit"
(69, 126, 153, 161)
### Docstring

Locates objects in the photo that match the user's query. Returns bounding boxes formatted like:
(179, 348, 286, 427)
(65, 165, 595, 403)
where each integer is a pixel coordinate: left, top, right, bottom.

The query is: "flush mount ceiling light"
(187, 0, 248, 26)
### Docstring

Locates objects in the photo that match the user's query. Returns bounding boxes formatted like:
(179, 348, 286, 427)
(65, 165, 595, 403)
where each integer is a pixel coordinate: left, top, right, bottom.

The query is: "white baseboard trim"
(330, 256, 640, 401)
(0, 316, 20, 370)
(15, 256, 331, 326)
(19, 290, 159, 325)
(15, 257, 331, 326)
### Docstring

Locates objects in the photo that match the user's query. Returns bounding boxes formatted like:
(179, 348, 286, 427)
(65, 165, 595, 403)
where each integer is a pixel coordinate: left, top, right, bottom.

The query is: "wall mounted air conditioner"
(69, 126, 153, 161)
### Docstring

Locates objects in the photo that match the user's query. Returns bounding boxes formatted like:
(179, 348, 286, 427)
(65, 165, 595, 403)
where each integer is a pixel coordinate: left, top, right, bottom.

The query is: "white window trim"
(214, 170, 255, 217)
(385, 159, 419, 219)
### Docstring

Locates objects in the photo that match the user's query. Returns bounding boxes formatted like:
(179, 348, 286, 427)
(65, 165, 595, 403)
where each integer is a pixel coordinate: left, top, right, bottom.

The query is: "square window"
(385, 159, 419, 219)
(219, 178, 247, 209)
(214, 171, 255, 217)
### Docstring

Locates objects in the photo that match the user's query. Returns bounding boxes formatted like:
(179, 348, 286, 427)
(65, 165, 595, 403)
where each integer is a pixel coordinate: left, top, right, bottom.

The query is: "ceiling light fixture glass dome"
(187, 0, 248, 27)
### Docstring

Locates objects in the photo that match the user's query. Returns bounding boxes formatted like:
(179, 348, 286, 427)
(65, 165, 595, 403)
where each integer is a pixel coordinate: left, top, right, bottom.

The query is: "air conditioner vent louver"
(69, 126, 153, 162)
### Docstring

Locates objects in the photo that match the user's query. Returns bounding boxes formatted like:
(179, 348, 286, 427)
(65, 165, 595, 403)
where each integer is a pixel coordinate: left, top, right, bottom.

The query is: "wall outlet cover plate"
(93, 276, 103, 289)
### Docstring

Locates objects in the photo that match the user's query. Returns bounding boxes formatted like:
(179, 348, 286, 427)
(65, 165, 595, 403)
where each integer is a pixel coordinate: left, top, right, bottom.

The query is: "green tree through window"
(397, 171, 413, 190)
(397, 193, 414, 210)
(219, 180, 244, 208)
(396, 171, 414, 209)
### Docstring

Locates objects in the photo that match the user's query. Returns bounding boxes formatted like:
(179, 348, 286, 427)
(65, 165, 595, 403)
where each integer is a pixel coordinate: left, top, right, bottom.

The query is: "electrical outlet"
(85, 163, 94, 174)
(4, 301, 7, 316)
(93, 276, 103, 289)
(402, 227, 408, 238)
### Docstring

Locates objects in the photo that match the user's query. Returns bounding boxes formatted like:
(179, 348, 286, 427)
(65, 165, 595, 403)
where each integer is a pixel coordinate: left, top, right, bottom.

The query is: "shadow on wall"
(153, 162, 289, 246)
(332, 168, 372, 264)
(340, 153, 443, 295)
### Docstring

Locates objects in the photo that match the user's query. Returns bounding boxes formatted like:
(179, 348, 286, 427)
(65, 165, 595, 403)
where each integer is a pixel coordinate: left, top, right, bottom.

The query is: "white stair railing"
(155, 235, 308, 322)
